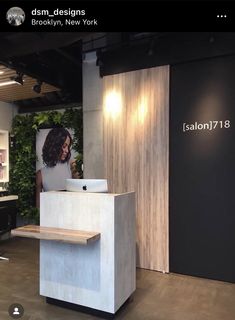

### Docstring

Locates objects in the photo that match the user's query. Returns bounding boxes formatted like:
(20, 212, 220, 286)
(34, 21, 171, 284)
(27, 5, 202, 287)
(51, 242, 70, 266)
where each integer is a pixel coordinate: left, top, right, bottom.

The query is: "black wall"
(170, 55, 235, 283)
(100, 33, 235, 77)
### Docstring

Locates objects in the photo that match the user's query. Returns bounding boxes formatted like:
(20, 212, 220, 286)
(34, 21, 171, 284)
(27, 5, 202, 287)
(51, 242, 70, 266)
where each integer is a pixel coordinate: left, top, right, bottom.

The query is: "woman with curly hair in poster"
(36, 127, 79, 208)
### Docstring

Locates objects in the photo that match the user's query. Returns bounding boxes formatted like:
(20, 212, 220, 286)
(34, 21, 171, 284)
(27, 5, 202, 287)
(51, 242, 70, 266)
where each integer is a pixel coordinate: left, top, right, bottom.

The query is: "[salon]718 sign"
(182, 119, 231, 133)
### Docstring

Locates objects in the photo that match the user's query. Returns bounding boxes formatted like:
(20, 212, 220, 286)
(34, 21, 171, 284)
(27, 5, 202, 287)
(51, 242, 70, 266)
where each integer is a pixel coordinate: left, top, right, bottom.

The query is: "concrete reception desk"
(39, 191, 136, 315)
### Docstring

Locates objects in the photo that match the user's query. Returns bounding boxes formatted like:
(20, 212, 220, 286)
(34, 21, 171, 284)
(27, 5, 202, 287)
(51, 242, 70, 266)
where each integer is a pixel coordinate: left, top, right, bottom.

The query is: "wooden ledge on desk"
(11, 225, 100, 245)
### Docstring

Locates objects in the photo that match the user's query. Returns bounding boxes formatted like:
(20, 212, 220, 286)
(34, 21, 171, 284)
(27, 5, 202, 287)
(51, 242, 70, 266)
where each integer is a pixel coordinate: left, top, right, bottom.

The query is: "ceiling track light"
(10, 72, 24, 85)
(32, 80, 43, 94)
(96, 50, 103, 67)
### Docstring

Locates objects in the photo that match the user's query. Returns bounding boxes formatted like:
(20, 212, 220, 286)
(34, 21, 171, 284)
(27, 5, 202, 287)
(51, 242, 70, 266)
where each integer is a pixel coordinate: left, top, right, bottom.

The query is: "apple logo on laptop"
(82, 185, 87, 191)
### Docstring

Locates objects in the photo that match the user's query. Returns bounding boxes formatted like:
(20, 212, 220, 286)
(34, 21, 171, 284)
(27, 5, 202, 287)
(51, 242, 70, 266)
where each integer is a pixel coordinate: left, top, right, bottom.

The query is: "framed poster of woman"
(36, 127, 80, 208)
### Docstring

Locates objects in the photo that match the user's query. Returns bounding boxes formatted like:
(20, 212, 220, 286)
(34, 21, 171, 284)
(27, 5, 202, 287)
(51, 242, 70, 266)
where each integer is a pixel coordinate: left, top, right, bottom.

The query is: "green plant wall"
(8, 108, 83, 223)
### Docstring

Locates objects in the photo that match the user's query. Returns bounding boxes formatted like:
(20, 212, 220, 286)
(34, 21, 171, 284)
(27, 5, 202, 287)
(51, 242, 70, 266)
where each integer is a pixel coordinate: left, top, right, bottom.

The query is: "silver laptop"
(66, 179, 108, 193)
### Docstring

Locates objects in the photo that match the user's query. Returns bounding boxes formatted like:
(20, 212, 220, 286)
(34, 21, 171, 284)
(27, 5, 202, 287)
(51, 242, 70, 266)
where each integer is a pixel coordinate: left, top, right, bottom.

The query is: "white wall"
(0, 101, 18, 131)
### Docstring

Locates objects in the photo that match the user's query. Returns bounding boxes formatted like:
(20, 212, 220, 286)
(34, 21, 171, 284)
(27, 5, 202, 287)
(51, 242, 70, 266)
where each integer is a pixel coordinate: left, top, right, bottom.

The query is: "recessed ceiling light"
(0, 71, 4, 75)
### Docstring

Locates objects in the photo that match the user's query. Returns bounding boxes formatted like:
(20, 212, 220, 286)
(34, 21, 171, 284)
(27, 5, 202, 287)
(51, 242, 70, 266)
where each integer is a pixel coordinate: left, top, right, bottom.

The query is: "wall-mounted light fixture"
(137, 96, 148, 124)
(104, 90, 122, 119)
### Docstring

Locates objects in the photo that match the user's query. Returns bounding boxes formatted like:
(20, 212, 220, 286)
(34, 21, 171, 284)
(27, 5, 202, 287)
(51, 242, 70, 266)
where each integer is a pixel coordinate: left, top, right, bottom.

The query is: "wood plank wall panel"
(103, 66, 169, 272)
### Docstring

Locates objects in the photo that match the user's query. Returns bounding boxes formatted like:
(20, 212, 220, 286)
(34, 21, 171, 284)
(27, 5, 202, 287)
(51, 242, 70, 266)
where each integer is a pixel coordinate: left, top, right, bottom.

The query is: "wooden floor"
(0, 237, 235, 320)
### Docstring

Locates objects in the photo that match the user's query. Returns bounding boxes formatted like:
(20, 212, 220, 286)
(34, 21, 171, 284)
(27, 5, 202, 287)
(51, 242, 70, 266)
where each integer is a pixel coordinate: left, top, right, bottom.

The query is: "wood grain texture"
(103, 66, 169, 272)
(11, 225, 100, 245)
(0, 64, 59, 102)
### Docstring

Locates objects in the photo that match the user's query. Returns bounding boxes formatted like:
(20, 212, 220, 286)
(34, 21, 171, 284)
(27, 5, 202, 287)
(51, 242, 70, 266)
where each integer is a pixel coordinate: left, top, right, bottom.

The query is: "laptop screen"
(66, 179, 108, 193)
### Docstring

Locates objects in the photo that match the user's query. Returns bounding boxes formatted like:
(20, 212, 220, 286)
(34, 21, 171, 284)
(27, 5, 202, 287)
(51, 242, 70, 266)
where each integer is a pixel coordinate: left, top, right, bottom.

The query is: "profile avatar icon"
(13, 307, 20, 315)
(8, 303, 24, 318)
(6, 7, 25, 26)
